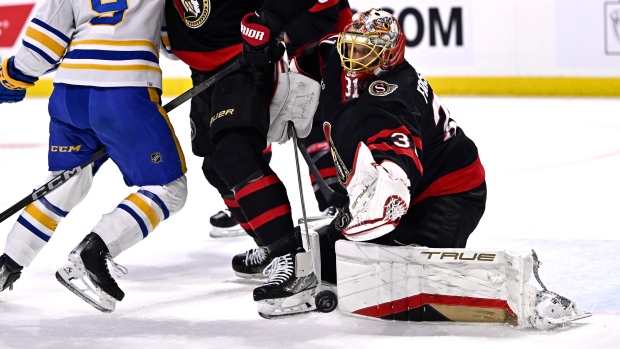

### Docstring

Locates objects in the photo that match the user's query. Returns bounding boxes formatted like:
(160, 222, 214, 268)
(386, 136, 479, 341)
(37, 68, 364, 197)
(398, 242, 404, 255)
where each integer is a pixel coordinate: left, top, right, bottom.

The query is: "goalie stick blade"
(55, 263, 116, 313)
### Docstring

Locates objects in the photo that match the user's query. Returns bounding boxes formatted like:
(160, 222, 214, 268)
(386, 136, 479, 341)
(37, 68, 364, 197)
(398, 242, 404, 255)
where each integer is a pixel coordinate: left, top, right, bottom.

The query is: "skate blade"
(257, 288, 317, 319)
(234, 271, 267, 280)
(55, 262, 116, 313)
(209, 226, 247, 238)
(546, 311, 592, 325)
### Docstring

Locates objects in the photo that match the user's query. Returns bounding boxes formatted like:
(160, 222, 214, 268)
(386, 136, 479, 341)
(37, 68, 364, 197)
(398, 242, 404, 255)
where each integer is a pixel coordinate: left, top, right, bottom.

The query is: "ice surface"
(0, 96, 619, 348)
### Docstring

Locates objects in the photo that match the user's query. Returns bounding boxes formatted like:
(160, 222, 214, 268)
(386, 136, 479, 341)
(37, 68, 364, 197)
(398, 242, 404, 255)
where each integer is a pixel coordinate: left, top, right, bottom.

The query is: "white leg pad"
(336, 241, 540, 327)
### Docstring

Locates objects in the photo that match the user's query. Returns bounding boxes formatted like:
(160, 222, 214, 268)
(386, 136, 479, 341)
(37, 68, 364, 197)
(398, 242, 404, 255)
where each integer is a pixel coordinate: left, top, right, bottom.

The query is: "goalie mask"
(337, 8, 405, 75)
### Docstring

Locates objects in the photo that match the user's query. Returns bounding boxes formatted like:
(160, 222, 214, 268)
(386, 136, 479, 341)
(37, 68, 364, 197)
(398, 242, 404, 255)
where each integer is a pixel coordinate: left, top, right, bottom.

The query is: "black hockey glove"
(240, 9, 286, 67)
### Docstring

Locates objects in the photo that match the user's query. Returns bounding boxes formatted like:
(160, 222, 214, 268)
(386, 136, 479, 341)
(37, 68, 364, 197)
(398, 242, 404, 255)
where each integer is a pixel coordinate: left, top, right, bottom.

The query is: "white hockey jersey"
(15, 0, 166, 89)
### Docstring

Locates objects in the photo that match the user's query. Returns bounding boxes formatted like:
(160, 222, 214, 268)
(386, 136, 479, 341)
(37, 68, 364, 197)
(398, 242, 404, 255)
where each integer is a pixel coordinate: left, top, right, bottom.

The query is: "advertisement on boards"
(0, 2, 35, 59)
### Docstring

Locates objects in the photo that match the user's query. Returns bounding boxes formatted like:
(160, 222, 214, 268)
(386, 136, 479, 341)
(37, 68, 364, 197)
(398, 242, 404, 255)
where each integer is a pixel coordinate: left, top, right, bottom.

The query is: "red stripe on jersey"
(235, 174, 280, 200)
(263, 143, 272, 154)
(367, 126, 418, 147)
(307, 141, 330, 154)
(368, 142, 423, 174)
(309, 168, 338, 183)
(309, 0, 339, 13)
(353, 293, 516, 318)
(173, 44, 243, 71)
(223, 197, 239, 208)
(239, 222, 251, 230)
(248, 204, 292, 230)
(412, 157, 485, 205)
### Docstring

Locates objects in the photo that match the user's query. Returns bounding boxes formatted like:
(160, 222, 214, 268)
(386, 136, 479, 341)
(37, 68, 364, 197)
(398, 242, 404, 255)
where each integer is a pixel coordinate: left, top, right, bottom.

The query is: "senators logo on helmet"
(173, 0, 210, 29)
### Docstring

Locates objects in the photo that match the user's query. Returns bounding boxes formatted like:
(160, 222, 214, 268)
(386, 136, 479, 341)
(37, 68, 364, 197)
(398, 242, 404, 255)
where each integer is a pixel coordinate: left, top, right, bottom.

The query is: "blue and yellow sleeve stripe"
(22, 18, 70, 65)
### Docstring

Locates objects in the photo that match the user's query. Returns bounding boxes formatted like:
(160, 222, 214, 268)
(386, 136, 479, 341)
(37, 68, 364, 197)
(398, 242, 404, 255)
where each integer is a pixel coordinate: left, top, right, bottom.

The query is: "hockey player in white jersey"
(0, 0, 187, 312)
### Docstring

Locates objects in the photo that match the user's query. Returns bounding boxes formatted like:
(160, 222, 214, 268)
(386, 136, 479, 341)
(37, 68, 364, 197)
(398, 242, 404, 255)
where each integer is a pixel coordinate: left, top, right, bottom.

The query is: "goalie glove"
(267, 57, 320, 144)
(343, 142, 411, 241)
(0, 57, 38, 104)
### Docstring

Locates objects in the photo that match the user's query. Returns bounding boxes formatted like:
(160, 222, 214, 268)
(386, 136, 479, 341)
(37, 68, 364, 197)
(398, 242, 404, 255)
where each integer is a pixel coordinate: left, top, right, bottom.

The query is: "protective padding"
(4, 165, 95, 267)
(336, 240, 537, 328)
(94, 175, 187, 257)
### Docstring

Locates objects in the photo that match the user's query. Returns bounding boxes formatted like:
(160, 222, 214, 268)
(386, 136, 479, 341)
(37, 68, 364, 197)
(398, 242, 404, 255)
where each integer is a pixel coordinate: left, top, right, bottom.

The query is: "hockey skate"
(0, 254, 23, 292)
(529, 250, 592, 329)
(232, 246, 273, 279)
(209, 209, 246, 238)
(55, 233, 127, 313)
(254, 249, 319, 319)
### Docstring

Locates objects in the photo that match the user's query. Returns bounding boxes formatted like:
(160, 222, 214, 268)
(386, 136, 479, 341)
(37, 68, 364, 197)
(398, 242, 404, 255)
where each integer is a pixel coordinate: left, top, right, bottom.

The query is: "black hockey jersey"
(165, 0, 321, 71)
(316, 47, 485, 204)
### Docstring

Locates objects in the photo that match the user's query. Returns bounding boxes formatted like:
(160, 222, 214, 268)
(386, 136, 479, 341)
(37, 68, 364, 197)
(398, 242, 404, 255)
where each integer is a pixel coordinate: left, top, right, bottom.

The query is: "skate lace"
(262, 254, 294, 286)
(245, 247, 267, 266)
(105, 254, 128, 279)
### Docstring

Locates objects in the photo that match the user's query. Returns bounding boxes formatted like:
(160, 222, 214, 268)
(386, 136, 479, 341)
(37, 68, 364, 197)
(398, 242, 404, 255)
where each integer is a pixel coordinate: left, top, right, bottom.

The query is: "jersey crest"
(323, 122, 350, 186)
(173, 0, 210, 29)
(368, 80, 398, 96)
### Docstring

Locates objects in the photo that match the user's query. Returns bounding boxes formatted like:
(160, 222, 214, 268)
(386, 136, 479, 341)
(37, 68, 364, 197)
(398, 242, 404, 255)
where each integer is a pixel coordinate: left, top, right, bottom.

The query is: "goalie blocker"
(334, 240, 591, 329)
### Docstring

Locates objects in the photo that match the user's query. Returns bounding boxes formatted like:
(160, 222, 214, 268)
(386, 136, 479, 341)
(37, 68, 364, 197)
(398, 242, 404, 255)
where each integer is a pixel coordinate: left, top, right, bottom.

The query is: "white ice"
(0, 96, 619, 349)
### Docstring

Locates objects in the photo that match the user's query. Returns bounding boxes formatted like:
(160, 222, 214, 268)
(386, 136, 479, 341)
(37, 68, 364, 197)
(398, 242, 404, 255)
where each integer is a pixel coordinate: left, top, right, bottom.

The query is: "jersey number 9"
(90, 0, 129, 26)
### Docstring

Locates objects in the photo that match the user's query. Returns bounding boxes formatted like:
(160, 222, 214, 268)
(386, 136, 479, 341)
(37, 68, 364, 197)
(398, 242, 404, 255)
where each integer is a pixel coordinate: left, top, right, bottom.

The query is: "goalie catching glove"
(267, 57, 320, 144)
(0, 57, 38, 104)
(343, 142, 411, 241)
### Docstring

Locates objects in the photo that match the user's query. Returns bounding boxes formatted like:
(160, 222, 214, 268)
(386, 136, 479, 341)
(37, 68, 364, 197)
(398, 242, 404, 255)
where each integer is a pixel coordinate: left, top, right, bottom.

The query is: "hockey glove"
(0, 57, 37, 104)
(343, 142, 411, 241)
(241, 10, 286, 67)
(267, 57, 320, 144)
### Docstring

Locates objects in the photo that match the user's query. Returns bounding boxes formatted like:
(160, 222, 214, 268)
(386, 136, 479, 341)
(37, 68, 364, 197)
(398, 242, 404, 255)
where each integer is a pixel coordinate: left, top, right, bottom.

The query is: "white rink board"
(1, 0, 619, 78)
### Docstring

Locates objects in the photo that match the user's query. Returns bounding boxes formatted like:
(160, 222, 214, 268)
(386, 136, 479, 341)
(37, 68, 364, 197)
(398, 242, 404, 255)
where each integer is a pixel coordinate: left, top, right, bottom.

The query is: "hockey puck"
(315, 290, 338, 313)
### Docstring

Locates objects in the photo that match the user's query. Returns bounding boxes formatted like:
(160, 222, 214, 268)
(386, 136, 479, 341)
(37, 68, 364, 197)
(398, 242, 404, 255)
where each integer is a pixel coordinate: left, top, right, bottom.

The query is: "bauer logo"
(605, 1, 620, 55)
(173, 0, 210, 29)
(0, 4, 35, 48)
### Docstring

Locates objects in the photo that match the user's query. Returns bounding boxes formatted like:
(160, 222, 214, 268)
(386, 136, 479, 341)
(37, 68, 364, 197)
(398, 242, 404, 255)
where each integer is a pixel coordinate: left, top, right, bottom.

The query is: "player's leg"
(210, 67, 317, 316)
(1, 84, 105, 292)
(387, 181, 487, 248)
(55, 86, 187, 312)
(209, 144, 273, 238)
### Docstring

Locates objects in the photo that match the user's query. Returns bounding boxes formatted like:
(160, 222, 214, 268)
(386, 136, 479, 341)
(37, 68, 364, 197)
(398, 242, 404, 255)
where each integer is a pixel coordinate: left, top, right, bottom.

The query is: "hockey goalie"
(259, 7, 592, 329)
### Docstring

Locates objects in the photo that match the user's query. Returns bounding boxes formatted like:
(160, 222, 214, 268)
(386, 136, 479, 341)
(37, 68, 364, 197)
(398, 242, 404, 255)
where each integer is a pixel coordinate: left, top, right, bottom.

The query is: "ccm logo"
(241, 23, 266, 41)
(51, 145, 81, 152)
(421, 252, 496, 262)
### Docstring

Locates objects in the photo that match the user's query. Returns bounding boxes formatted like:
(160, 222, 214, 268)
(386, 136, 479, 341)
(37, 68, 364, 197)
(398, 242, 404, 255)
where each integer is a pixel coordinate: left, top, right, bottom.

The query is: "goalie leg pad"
(335, 240, 537, 327)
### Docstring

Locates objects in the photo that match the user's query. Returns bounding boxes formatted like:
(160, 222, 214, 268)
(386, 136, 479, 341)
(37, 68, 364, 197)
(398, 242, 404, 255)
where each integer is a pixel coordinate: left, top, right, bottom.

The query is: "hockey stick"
(289, 123, 338, 313)
(294, 137, 348, 208)
(0, 60, 242, 224)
